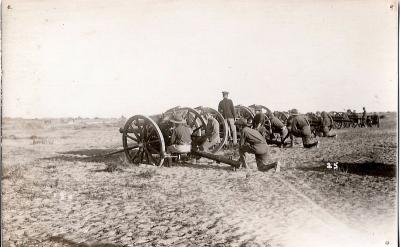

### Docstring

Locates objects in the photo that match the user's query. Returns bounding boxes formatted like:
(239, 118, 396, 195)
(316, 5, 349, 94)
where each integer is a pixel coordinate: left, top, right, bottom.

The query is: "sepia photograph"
(1, 0, 398, 246)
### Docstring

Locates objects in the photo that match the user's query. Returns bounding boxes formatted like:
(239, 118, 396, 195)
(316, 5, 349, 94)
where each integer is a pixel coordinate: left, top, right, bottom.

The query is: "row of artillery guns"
(112, 105, 380, 168)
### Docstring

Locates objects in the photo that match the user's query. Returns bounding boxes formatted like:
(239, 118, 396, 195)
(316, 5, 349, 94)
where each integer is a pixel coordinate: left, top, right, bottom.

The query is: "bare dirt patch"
(2, 115, 397, 247)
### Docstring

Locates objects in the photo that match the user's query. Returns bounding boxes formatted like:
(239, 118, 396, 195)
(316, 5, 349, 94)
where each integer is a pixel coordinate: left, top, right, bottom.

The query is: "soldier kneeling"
(235, 118, 281, 172)
(320, 111, 337, 138)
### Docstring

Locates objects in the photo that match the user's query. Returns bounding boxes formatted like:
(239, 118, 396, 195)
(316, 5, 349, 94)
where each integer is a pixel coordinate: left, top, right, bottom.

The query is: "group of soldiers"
(165, 91, 342, 170)
(346, 107, 371, 128)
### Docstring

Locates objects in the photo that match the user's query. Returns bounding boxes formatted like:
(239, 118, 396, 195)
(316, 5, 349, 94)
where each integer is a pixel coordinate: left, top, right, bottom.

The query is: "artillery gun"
(233, 104, 286, 145)
(117, 106, 241, 168)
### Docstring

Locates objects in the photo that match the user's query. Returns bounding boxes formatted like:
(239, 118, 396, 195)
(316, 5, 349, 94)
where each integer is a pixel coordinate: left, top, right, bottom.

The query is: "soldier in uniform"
(197, 112, 220, 151)
(362, 107, 367, 128)
(266, 112, 289, 146)
(253, 106, 266, 130)
(288, 109, 319, 148)
(235, 118, 281, 171)
(320, 111, 337, 137)
(167, 114, 193, 153)
(218, 91, 237, 145)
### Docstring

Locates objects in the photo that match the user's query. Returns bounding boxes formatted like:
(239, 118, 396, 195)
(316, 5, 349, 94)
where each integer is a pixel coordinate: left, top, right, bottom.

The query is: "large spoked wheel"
(235, 105, 255, 122)
(200, 107, 228, 153)
(122, 115, 165, 166)
(164, 107, 207, 138)
(248, 104, 273, 115)
(180, 107, 207, 136)
(274, 111, 289, 126)
(259, 105, 273, 116)
(352, 119, 359, 128)
(333, 120, 342, 129)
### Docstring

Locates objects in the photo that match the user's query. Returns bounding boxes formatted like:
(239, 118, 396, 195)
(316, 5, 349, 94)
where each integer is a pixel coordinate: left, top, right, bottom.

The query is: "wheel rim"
(180, 107, 206, 135)
(122, 115, 165, 166)
(274, 111, 289, 125)
(235, 105, 255, 121)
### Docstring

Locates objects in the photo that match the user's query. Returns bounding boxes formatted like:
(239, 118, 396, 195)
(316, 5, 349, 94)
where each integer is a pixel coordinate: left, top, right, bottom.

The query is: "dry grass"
(1, 115, 397, 247)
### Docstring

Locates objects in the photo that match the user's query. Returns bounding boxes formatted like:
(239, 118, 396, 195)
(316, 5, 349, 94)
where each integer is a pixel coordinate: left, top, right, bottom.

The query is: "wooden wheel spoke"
(147, 139, 161, 144)
(137, 124, 143, 139)
(147, 146, 160, 154)
(142, 124, 147, 141)
(130, 149, 141, 163)
(144, 148, 157, 164)
(145, 127, 155, 141)
(129, 123, 141, 139)
(189, 116, 198, 128)
(140, 150, 145, 163)
(126, 134, 139, 143)
(144, 148, 150, 163)
(193, 125, 203, 133)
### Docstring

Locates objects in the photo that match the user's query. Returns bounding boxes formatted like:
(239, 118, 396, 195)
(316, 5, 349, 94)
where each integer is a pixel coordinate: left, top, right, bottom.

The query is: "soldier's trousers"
(322, 126, 336, 137)
(239, 143, 270, 169)
(292, 127, 318, 148)
(225, 118, 237, 145)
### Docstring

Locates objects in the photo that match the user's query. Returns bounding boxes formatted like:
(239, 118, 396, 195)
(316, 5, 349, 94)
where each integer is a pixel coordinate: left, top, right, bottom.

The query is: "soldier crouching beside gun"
(288, 109, 319, 148)
(197, 112, 220, 152)
(235, 118, 281, 172)
(320, 111, 337, 138)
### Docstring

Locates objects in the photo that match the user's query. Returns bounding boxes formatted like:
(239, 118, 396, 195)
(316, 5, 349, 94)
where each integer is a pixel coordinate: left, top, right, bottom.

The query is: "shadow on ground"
(43, 148, 124, 163)
(47, 236, 123, 247)
(43, 148, 237, 172)
(171, 160, 235, 171)
(299, 162, 396, 178)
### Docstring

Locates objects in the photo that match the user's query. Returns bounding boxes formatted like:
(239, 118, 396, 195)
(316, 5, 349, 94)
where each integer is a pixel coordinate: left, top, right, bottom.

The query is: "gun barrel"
(190, 150, 241, 168)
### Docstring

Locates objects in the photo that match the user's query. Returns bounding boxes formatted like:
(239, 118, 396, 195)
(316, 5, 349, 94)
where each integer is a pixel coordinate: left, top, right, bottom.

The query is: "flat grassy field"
(2, 113, 397, 247)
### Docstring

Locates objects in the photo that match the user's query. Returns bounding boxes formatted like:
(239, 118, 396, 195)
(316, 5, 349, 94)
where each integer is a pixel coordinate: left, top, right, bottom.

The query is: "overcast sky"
(3, 0, 398, 118)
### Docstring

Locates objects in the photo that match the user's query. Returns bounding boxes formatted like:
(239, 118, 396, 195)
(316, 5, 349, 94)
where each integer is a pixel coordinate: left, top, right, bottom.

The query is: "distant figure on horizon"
(362, 107, 367, 128)
(218, 91, 237, 146)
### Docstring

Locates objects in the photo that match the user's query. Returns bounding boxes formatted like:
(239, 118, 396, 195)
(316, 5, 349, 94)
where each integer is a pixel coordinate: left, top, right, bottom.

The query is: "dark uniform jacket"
(321, 112, 332, 128)
(253, 113, 265, 129)
(269, 116, 285, 132)
(291, 115, 312, 137)
(171, 125, 193, 145)
(218, 98, 236, 119)
(240, 127, 268, 154)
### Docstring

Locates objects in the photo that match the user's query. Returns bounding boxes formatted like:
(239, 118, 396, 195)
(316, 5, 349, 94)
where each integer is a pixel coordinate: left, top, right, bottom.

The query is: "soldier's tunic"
(362, 109, 367, 127)
(268, 116, 289, 142)
(239, 127, 271, 169)
(321, 111, 336, 137)
(253, 112, 265, 129)
(167, 124, 193, 153)
(218, 98, 237, 144)
(291, 115, 318, 148)
(199, 116, 220, 151)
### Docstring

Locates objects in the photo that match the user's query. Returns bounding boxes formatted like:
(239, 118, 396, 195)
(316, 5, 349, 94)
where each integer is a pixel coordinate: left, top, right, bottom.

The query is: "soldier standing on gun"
(218, 91, 237, 146)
